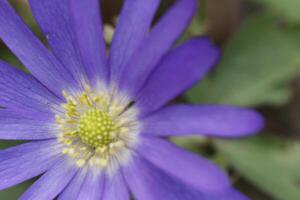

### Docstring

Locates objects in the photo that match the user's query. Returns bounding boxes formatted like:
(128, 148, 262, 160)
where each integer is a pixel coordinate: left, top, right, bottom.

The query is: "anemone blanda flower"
(0, 0, 263, 199)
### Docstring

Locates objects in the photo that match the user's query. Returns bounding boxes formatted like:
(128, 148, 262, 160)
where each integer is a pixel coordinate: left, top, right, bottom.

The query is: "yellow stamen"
(56, 84, 139, 172)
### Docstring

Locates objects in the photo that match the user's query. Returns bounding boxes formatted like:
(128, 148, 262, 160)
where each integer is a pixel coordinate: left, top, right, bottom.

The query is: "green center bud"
(78, 109, 115, 148)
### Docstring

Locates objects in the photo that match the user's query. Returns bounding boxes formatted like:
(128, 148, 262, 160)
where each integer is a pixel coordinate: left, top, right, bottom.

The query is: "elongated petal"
(143, 105, 264, 137)
(58, 167, 88, 200)
(102, 172, 130, 200)
(220, 190, 250, 200)
(70, 0, 108, 84)
(109, 0, 160, 82)
(0, 109, 55, 140)
(29, 0, 107, 85)
(29, 0, 86, 85)
(119, 0, 197, 97)
(139, 138, 230, 193)
(76, 171, 105, 200)
(124, 156, 234, 200)
(0, 140, 62, 190)
(0, 0, 77, 96)
(0, 61, 61, 112)
(20, 158, 78, 200)
(136, 37, 219, 116)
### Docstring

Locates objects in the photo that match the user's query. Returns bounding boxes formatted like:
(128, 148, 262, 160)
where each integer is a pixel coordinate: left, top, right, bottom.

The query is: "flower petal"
(142, 105, 264, 137)
(70, 0, 108, 84)
(0, 108, 55, 140)
(220, 189, 250, 200)
(119, 0, 197, 97)
(29, 0, 107, 85)
(0, 0, 77, 96)
(109, 0, 160, 82)
(139, 138, 230, 193)
(20, 158, 78, 200)
(136, 37, 219, 116)
(28, 0, 85, 85)
(124, 155, 235, 200)
(76, 171, 105, 200)
(0, 61, 61, 112)
(58, 167, 88, 200)
(102, 172, 130, 200)
(0, 140, 62, 190)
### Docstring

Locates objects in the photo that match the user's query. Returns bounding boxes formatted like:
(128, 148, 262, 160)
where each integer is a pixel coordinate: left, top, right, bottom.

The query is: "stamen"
(55, 84, 140, 173)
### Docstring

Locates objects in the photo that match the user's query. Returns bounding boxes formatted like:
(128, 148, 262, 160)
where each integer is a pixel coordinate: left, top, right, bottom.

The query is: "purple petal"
(219, 189, 250, 200)
(29, 0, 107, 85)
(0, 108, 55, 140)
(0, 61, 61, 112)
(76, 171, 105, 200)
(109, 0, 160, 83)
(142, 105, 264, 137)
(58, 167, 88, 200)
(124, 155, 234, 200)
(0, 0, 77, 97)
(20, 158, 78, 200)
(118, 0, 197, 97)
(138, 138, 230, 193)
(28, 0, 86, 85)
(70, 0, 108, 84)
(136, 37, 219, 116)
(0, 140, 62, 190)
(102, 172, 130, 200)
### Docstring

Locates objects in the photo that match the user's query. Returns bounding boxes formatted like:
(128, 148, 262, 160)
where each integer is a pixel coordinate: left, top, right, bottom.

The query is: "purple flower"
(0, 0, 263, 199)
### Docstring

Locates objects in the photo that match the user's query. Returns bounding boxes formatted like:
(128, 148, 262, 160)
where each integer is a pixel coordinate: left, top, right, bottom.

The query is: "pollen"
(55, 84, 140, 174)
(78, 109, 115, 148)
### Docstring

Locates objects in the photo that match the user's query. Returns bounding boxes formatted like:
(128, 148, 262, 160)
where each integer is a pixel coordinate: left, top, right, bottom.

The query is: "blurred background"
(1, 0, 300, 199)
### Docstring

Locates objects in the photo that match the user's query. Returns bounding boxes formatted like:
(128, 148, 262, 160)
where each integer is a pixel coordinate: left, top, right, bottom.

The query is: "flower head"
(0, 0, 263, 199)
(57, 85, 140, 174)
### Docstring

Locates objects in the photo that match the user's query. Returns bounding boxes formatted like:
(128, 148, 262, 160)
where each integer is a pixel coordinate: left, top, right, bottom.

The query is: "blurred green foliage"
(250, 0, 300, 23)
(186, 14, 300, 107)
(0, 180, 33, 200)
(217, 136, 300, 200)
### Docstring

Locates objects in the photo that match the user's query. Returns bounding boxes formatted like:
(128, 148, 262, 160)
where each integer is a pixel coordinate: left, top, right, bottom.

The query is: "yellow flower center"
(78, 109, 115, 148)
(55, 84, 140, 173)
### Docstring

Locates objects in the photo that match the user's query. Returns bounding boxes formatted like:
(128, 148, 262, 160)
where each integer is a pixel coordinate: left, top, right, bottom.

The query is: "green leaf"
(0, 180, 33, 200)
(216, 136, 300, 200)
(0, 49, 24, 70)
(250, 0, 300, 23)
(0, 141, 25, 150)
(186, 14, 300, 107)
